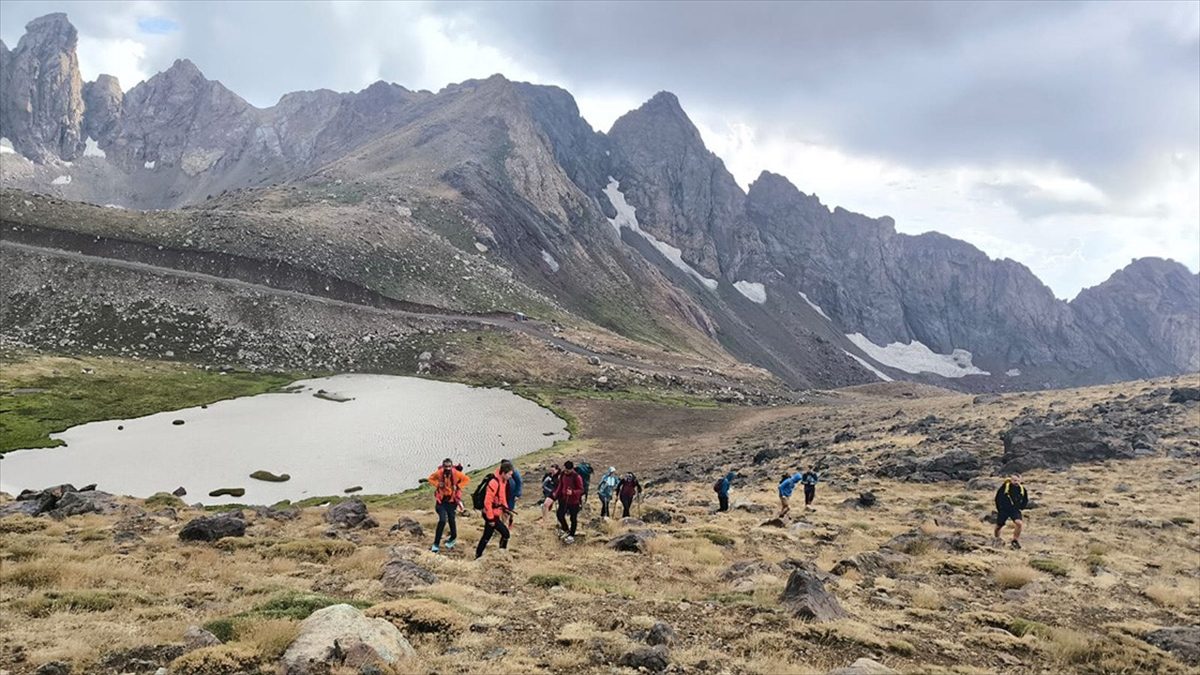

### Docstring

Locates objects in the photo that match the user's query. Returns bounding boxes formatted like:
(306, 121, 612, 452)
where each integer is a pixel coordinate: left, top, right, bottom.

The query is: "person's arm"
(428, 470, 442, 486)
(513, 471, 523, 500)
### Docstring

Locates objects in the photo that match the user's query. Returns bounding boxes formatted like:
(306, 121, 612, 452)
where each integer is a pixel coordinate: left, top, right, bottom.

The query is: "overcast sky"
(3, 0, 1197, 299)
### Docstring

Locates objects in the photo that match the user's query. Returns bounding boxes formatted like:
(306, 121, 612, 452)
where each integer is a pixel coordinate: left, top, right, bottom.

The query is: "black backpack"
(471, 475, 495, 510)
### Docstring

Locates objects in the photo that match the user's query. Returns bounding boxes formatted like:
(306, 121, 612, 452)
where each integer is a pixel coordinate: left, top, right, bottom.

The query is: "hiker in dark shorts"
(993, 474, 1029, 549)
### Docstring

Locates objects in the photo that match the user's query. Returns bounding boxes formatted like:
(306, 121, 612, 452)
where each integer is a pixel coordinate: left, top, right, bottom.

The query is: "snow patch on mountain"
(144, 160, 156, 169)
(734, 281, 767, 304)
(603, 177, 718, 291)
(844, 350, 894, 382)
(0, 138, 14, 154)
(1006, 368, 1021, 377)
(51, 175, 72, 185)
(541, 250, 560, 273)
(846, 333, 990, 378)
(83, 138, 106, 158)
(799, 292, 831, 321)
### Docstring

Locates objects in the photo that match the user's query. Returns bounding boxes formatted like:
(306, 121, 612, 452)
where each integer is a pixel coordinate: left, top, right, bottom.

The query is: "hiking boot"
(430, 544, 440, 553)
(992, 537, 1003, 548)
(444, 538, 456, 550)
(564, 535, 575, 544)
(1010, 540, 1022, 550)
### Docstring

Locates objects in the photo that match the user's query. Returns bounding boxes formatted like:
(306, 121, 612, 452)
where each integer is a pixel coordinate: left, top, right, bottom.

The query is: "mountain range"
(2, 13, 1197, 391)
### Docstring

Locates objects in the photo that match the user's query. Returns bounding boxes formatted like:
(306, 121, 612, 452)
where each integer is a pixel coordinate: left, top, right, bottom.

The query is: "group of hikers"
(426, 457, 643, 558)
(424, 456, 1030, 559)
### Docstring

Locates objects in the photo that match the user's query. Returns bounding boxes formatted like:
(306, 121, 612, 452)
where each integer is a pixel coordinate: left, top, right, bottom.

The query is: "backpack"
(713, 478, 723, 493)
(577, 462, 593, 481)
(471, 475, 495, 510)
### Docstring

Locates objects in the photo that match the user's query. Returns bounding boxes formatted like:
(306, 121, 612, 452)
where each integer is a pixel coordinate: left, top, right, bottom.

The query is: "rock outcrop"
(1000, 415, 1136, 473)
(280, 603, 414, 675)
(178, 511, 247, 542)
(0, 13, 85, 161)
(81, 74, 122, 144)
(779, 565, 848, 622)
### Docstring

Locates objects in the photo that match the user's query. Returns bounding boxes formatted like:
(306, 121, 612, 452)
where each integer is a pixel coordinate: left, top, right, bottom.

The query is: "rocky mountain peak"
(0, 11, 85, 161)
(82, 74, 123, 144)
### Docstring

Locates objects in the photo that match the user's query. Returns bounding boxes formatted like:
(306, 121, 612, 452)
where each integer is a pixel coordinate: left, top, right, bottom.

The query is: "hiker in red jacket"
(475, 460, 514, 559)
(552, 460, 585, 543)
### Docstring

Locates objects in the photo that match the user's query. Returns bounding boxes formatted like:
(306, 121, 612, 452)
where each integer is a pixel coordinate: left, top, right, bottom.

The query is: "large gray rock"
(82, 74, 123, 144)
(47, 489, 117, 518)
(877, 448, 983, 482)
(617, 645, 670, 673)
(280, 603, 414, 675)
(779, 565, 848, 622)
(178, 511, 246, 542)
(1000, 416, 1136, 473)
(325, 498, 374, 529)
(1143, 626, 1200, 666)
(380, 548, 437, 594)
(608, 530, 656, 553)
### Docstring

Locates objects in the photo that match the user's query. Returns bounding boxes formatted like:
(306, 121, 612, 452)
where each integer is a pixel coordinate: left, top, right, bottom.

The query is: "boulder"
(608, 530, 656, 553)
(827, 658, 898, 674)
(1000, 416, 1135, 473)
(178, 511, 246, 542)
(34, 661, 72, 675)
(389, 517, 424, 537)
(760, 517, 786, 528)
(877, 448, 983, 482)
(830, 551, 909, 580)
(14, 483, 77, 515)
(280, 604, 414, 675)
(183, 625, 222, 650)
(249, 470, 290, 482)
(640, 508, 674, 524)
(647, 621, 677, 647)
(858, 492, 877, 508)
(779, 565, 848, 622)
(47, 489, 117, 518)
(380, 554, 437, 595)
(1143, 626, 1200, 666)
(171, 487, 187, 497)
(733, 500, 769, 514)
(1168, 387, 1200, 404)
(618, 645, 670, 672)
(326, 498, 373, 529)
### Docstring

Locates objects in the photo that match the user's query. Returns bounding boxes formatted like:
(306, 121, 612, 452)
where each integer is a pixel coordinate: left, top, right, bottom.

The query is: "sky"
(2, 1, 1197, 299)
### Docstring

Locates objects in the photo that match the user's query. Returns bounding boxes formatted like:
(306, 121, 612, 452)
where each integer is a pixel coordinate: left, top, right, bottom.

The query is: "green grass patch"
(694, 529, 736, 547)
(0, 353, 300, 453)
(144, 492, 186, 510)
(268, 539, 356, 562)
(1030, 558, 1070, 577)
(1008, 617, 1051, 638)
(17, 590, 151, 616)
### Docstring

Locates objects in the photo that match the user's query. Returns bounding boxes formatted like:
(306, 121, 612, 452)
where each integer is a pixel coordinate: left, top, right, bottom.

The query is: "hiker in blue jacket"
(800, 468, 821, 509)
(714, 471, 735, 512)
(597, 467, 620, 519)
(777, 471, 805, 519)
(505, 465, 523, 526)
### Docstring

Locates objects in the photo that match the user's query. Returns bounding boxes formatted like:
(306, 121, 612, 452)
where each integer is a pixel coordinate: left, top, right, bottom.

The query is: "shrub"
(251, 592, 367, 621)
(1008, 617, 1049, 638)
(528, 573, 578, 589)
(203, 617, 237, 643)
(236, 618, 299, 659)
(269, 539, 355, 562)
(887, 639, 916, 656)
(911, 586, 943, 610)
(170, 644, 260, 674)
(697, 529, 735, 547)
(2, 560, 62, 588)
(1030, 558, 1070, 577)
(1144, 584, 1189, 608)
(0, 516, 47, 534)
(994, 565, 1036, 589)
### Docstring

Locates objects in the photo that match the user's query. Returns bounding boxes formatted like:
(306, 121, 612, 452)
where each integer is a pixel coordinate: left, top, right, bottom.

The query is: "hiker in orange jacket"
(428, 458, 470, 553)
(475, 460, 514, 559)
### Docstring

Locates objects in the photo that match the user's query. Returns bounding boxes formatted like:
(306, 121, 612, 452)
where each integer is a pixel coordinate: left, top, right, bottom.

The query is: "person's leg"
(557, 502, 569, 532)
(718, 493, 729, 512)
(994, 511, 1008, 542)
(433, 502, 448, 547)
(475, 520, 495, 559)
(620, 496, 632, 518)
(603, 498, 611, 518)
(1012, 518, 1023, 542)
(569, 505, 579, 536)
(496, 520, 511, 549)
(778, 496, 788, 518)
(446, 507, 457, 545)
(804, 486, 815, 507)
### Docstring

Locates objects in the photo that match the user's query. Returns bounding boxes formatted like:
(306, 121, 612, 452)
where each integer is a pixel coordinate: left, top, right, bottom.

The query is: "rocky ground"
(1, 375, 1198, 674)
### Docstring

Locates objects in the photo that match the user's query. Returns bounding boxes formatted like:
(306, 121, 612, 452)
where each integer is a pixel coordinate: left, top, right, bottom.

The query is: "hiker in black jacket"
(993, 475, 1029, 549)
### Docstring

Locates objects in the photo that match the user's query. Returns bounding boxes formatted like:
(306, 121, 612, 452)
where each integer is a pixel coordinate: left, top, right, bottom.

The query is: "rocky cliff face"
(81, 75, 123, 145)
(0, 13, 86, 162)
(1, 12, 1196, 391)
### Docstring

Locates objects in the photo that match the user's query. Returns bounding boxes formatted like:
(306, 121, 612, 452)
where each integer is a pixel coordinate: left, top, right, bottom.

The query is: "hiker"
(993, 474, 1029, 549)
(597, 467, 619, 519)
(428, 458, 470, 553)
(552, 460, 585, 542)
(454, 463, 468, 514)
(777, 471, 804, 519)
(617, 471, 642, 518)
(506, 463, 523, 525)
(474, 460, 514, 559)
(714, 470, 735, 512)
(576, 460, 594, 507)
(800, 467, 821, 509)
(540, 464, 560, 525)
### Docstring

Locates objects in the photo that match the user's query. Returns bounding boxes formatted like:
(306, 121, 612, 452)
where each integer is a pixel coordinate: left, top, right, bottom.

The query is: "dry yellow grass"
(994, 564, 1036, 589)
(1143, 582, 1191, 608)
